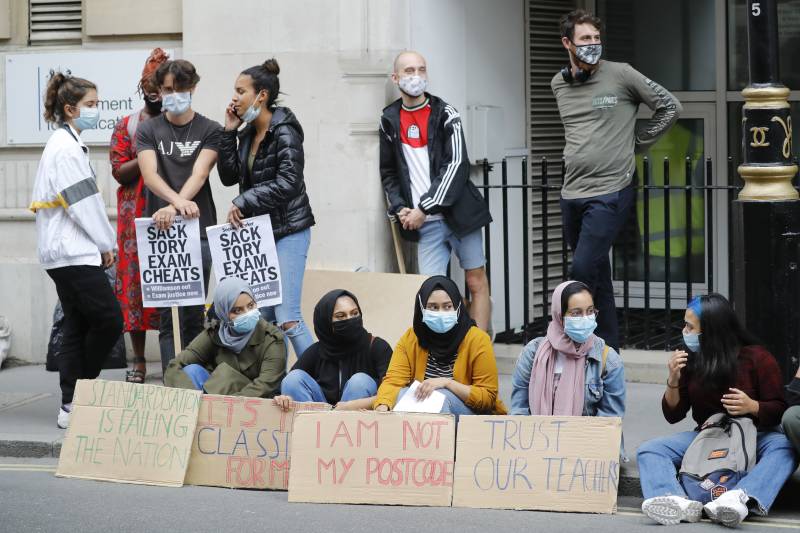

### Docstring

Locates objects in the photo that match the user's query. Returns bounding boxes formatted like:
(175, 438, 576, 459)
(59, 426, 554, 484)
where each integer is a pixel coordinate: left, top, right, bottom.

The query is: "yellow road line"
(0, 464, 56, 472)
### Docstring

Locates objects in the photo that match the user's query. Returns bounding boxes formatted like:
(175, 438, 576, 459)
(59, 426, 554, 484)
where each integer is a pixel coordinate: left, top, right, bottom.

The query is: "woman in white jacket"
(30, 72, 123, 429)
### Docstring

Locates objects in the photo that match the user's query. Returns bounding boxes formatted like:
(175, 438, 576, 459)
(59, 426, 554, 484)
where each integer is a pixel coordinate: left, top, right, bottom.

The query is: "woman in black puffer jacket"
(218, 58, 315, 361)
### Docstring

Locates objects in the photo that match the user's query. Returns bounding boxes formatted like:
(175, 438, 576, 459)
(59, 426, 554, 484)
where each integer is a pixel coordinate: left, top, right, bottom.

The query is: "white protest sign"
(206, 215, 282, 307)
(135, 217, 205, 307)
(5, 49, 173, 145)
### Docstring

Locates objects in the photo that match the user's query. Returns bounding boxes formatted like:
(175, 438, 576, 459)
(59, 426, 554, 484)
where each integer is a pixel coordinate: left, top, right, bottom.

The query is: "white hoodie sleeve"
(53, 146, 117, 254)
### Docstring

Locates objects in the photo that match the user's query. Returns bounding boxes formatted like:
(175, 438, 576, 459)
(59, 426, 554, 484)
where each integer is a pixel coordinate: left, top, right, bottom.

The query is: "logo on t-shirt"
(157, 140, 201, 158)
(407, 124, 420, 140)
(592, 94, 618, 109)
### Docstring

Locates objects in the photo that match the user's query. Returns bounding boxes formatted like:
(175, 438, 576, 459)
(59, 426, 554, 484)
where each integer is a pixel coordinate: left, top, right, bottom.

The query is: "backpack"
(678, 413, 757, 504)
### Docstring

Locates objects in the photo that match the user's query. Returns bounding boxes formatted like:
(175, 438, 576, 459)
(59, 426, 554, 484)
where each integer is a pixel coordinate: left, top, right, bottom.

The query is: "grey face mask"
(573, 43, 602, 65)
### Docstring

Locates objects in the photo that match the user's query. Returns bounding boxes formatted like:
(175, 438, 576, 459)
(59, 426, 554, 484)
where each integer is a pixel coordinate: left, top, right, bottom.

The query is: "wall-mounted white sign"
(5, 49, 174, 145)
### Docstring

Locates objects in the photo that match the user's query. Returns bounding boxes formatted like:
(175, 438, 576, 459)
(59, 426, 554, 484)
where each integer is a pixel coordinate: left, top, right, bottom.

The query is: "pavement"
(1, 346, 798, 505)
(2, 466, 799, 532)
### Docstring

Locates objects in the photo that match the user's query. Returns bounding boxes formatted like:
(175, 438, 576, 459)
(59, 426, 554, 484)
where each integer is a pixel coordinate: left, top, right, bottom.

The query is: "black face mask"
(331, 315, 365, 343)
(144, 99, 163, 115)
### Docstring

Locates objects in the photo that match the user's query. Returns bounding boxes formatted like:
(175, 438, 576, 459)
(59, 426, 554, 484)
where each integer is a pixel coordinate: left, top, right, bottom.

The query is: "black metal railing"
(475, 155, 759, 350)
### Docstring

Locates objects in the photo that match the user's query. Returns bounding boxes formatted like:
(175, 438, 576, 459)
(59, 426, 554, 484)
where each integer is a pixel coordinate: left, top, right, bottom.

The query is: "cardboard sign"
(452, 416, 622, 514)
(135, 217, 205, 307)
(288, 412, 456, 507)
(184, 395, 330, 490)
(300, 270, 428, 357)
(206, 215, 283, 307)
(56, 380, 202, 487)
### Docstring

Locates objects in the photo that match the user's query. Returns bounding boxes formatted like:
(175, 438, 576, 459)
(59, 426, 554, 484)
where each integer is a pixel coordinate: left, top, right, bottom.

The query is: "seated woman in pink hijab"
(510, 280, 626, 421)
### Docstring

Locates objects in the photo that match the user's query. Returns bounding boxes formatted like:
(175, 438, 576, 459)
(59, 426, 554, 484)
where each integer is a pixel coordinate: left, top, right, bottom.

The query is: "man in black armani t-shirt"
(137, 59, 222, 372)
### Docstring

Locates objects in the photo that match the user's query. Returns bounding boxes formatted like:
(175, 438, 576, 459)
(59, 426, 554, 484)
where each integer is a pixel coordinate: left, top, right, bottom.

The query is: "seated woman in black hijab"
(273, 289, 393, 410)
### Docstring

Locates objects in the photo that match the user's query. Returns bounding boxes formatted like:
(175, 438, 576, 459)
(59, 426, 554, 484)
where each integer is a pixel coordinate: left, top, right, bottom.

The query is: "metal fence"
(477, 156, 748, 350)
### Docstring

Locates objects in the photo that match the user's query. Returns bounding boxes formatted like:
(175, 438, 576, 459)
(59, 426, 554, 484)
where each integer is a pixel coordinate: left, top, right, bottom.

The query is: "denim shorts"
(417, 220, 486, 275)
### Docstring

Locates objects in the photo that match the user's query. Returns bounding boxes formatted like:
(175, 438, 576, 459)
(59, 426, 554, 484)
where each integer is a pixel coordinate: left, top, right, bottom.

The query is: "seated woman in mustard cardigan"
(374, 275, 506, 415)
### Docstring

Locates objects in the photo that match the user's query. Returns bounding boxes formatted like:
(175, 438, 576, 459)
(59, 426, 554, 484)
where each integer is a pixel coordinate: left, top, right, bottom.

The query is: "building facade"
(0, 0, 526, 362)
(2, 0, 797, 362)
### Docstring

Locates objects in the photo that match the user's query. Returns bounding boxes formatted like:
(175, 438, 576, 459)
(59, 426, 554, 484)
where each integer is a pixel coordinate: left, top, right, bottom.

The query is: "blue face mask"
(73, 107, 99, 131)
(683, 332, 701, 352)
(240, 102, 261, 123)
(563, 314, 597, 343)
(231, 308, 259, 334)
(422, 309, 459, 334)
(162, 91, 192, 114)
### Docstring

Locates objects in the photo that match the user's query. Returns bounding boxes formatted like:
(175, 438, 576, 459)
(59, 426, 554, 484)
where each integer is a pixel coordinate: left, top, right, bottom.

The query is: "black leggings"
(47, 265, 123, 404)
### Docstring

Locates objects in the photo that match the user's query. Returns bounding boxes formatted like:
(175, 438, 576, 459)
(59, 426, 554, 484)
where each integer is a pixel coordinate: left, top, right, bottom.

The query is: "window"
(29, 0, 82, 45)
(614, 118, 707, 284)
(597, 0, 716, 91)
(727, 0, 800, 90)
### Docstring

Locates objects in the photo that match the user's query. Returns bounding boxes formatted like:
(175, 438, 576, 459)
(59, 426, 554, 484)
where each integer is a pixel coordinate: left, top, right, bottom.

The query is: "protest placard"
(299, 270, 427, 361)
(135, 216, 205, 307)
(288, 412, 456, 507)
(451, 416, 622, 514)
(56, 380, 202, 487)
(207, 215, 282, 307)
(184, 395, 330, 490)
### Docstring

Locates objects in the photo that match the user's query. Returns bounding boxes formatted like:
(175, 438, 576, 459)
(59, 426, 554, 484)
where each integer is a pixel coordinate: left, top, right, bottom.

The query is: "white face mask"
(398, 75, 427, 97)
(162, 91, 192, 114)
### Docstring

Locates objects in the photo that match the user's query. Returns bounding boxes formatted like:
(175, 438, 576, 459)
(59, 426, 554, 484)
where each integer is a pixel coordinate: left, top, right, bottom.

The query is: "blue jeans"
(396, 387, 475, 417)
(182, 364, 210, 391)
(637, 430, 799, 514)
(417, 220, 486, 275)
(260, 228, 314, 359)
(560, 185, 636, 351)
(280, 369, 378, 404)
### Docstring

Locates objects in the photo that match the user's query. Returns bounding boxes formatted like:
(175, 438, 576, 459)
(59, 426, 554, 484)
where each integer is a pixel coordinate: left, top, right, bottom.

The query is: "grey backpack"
(678, 413, 757, 503)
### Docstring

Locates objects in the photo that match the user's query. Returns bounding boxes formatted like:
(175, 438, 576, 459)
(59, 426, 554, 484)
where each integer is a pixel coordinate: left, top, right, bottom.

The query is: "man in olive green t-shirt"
(552, 10, 682, 351)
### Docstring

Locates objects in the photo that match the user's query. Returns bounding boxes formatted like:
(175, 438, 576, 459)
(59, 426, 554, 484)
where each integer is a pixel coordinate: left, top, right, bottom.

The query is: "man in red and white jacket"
(379, 51, 492, 331)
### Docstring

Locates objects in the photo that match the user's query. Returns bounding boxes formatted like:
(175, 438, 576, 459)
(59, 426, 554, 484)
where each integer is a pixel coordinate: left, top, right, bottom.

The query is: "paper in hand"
(393, 380, 446, 414)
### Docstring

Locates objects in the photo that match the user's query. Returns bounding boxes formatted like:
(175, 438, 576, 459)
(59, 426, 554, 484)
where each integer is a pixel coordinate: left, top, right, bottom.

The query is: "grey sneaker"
(642, 495, 703, 525)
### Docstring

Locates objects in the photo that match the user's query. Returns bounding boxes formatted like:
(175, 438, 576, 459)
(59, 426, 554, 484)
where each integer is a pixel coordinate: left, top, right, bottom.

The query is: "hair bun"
(49, 70, 68, 87)
(262, 58, 280, 75)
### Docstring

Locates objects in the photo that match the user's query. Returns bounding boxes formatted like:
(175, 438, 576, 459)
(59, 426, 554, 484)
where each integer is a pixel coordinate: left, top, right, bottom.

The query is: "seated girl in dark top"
(273, 289, 392, 411)
(638, 293, 797, 527)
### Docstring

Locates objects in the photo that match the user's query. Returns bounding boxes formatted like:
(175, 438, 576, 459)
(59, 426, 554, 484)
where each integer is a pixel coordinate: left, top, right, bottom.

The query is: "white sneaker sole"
(710, 505, 745, 528)
(642, 497, 703, 525)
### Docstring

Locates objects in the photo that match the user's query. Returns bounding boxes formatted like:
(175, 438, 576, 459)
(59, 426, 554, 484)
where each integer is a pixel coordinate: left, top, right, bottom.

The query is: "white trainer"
(642, 495, 703, 525)
(57, 403, 72, 429)
(704, 489, 749, 528)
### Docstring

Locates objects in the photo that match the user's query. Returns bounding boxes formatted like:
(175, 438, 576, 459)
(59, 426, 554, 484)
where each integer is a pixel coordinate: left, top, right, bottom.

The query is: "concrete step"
(494, 344, 669, 384)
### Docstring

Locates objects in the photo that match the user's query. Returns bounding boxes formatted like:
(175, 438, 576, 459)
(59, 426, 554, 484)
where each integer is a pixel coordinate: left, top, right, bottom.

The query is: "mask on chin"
(240, 102, 261, 123)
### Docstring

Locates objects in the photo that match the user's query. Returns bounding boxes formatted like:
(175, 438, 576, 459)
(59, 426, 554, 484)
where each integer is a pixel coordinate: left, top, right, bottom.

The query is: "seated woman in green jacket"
(164, 277, 286, 397)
